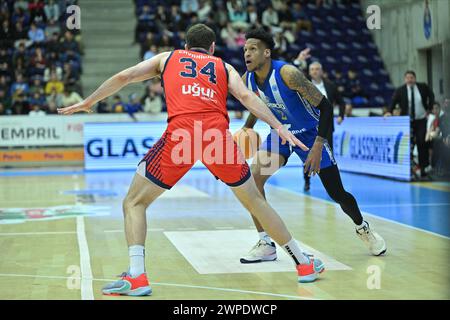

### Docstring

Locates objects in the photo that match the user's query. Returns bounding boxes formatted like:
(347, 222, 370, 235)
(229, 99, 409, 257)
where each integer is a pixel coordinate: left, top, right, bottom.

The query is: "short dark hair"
(405, 70, 416, 78)
(245, 28, 275, 50)
(185, 24, 216, 50)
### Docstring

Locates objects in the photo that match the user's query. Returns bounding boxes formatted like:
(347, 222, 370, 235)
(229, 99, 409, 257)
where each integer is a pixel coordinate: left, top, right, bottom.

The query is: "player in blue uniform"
(238, 29, 387, 263)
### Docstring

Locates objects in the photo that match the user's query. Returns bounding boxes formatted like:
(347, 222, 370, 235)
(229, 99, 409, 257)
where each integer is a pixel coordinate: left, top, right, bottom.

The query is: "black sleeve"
(317, 96, 333, 139)
(389, 88, 400, 113)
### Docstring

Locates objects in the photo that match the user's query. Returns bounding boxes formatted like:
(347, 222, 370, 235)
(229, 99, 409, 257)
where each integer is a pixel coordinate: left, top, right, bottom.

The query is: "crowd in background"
(0, 0, 83, 116)
(94, 0, 372, 115)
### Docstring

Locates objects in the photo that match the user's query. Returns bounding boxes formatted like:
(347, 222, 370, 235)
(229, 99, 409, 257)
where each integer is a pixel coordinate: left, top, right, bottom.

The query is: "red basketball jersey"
(162, 50, 229, 122)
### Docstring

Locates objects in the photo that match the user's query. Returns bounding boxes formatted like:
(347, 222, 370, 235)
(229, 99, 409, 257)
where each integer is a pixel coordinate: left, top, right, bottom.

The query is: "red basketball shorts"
(137, 113, 251, 189)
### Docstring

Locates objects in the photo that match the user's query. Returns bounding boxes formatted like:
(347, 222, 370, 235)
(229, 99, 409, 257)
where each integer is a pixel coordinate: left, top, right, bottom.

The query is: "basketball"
(233, 128, 262, 159)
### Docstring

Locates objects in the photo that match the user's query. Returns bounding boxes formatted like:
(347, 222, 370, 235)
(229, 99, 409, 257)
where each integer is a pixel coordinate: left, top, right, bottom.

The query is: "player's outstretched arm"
(238, 72, 258, 130)
(226, 64, 308, 151)
(58, 52, 170, 115)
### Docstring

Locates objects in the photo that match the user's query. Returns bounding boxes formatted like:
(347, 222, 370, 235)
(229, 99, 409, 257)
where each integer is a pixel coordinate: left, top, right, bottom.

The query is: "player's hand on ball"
(233, 128, 262, 159)
(276, 126, 309, 151)
(58, 100, 93, 115)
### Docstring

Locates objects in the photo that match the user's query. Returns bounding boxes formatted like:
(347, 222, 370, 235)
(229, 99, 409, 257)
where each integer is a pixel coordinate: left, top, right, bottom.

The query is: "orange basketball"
(233, 128, 262, 159)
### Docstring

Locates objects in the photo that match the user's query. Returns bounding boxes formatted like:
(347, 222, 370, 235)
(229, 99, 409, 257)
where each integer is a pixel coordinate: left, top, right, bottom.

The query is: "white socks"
(356, 221, 368, 230)
(129, 245, 145, 277)
(282, 238, 310, 265)
(258, 231, 272, 244)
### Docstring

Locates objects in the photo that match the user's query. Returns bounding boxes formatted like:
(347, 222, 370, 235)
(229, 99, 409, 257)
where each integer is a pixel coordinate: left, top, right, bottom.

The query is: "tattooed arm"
(280, 64, 335, 175)
(280, 64, 332, 141)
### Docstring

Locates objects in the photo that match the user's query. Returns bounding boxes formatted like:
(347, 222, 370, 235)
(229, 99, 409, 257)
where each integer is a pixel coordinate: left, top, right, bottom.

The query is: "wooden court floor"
(0, 168, 449, 300)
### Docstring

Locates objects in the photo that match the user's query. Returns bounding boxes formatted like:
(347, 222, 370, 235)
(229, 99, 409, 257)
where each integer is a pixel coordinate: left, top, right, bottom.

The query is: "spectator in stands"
(247, 5, 259, 26)
(227, 1, 248, 29)
(61, 86, 83, 108)
(387, 70, 435, 179)
(14, 1, 28, 11)
(431, 99, 450, 175)
(44, 63, 63, 82)
(0, 54, 13, 82)
(11, 93, 29, 115)
(12, 6, 30, 29)
(29, 104, 46, 116)
(346, 69, 367, 107)
(29, 47, 47, 76)
(425, 102, 442, 173)
(61, 31, 80, 55)
(220, 22, 239, 49)
(111, 95, 125, 113)
(0, 89, 11, 114)
(10, 73, 29, 98)
(333, 70, 346, 95)
(292, 3, 312, 32)
(13, 42, 29, 69)
(28, 0, 45, 24)
(278, 4, 295, 31)
(45, 19, 61, 38)
(143, 90, 163, 115)
(181, 0, 199, 14)
(96, 98, 110, 114)
(125, 93, 143, 120)
(46, 100, 58, 114)
(44, 0, 60, 22)
(46, 32, 61, 54)
(198, 0, 212, 22)
(273, 32, 289, 58)
(29, 76, 44, 94)
(63, 62, 80, 88)
(0, 75, 9, 95)
(262, 5, 279, 29)
(13, 21, 28, 47)
(134, 5, 154, 44)
(154, 5, 170, 33)
(28, 22, 45, 44)
(157, 33, 174, 51)
(271, 0, 285, 11)
(45, 72, 64, 95)
(168, 5, 184, 32)
(46, 86, 63, 107)
(0, 20, 14, 48)
(143, 44, 158, 61)
(29, 91, 46, 107)
(345, 104, 354, 117)
(426, 102, 442, 143)
(213, 2, 228, 27)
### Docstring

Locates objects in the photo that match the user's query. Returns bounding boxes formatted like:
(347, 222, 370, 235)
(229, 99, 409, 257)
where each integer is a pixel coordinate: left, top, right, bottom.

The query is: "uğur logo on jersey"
(182, 82, 217, 103)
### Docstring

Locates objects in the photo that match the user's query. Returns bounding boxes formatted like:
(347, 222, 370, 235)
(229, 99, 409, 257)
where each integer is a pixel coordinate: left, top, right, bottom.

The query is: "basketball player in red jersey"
(58, 24, 325, 296)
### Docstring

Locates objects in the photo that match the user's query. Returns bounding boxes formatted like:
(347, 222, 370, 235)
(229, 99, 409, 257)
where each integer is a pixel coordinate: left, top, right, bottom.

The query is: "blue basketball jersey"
(246, 60, 320, 134)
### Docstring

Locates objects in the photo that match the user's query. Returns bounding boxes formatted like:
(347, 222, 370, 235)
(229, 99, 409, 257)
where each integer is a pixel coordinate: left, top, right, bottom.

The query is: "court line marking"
(76, 216, 94, 300)
(267, 185, 450, 240)
(0, 273, 318, 300)
(0, 231, 76, 236)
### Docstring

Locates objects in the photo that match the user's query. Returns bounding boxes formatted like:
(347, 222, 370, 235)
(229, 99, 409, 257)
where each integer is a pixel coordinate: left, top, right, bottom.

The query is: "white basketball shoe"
(356, 221, 387, 256)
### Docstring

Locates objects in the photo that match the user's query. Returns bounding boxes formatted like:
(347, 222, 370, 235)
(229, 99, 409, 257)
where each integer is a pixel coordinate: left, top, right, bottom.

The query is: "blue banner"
(333, 116, 411, 180)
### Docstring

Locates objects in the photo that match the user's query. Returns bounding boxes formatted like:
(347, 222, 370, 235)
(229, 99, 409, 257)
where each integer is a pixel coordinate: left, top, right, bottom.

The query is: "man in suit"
(387, 70, 435, 178)
(302, 61, 345, 191)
